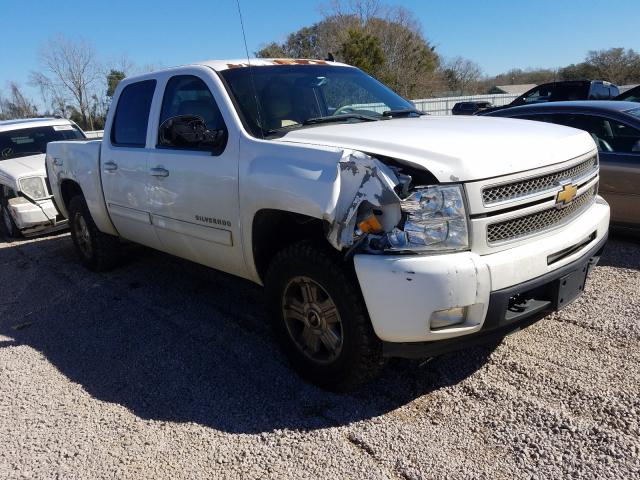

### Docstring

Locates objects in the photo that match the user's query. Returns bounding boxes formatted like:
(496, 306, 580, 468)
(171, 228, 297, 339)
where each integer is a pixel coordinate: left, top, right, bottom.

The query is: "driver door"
(148, 72, 244, 276)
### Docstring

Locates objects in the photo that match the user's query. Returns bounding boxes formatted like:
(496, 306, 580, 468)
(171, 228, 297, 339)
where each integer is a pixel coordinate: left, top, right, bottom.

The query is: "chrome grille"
(482, 156, 597, 205)
(487, 185, 597, 244)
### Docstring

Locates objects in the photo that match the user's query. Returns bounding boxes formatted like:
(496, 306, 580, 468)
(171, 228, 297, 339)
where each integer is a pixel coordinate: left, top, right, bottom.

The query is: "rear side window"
(111, 80, 156, 147)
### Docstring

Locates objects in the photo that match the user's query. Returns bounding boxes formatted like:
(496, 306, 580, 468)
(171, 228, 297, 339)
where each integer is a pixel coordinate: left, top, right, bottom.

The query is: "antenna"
(235, 0, 264, 139)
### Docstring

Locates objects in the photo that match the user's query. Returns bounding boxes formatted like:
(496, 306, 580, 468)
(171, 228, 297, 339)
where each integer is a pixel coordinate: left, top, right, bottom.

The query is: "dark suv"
(480, 81, 620, 114)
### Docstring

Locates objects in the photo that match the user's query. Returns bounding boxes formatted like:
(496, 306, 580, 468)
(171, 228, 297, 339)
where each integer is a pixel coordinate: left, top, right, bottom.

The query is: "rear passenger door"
(102, 79, 163, 249)
(148, 71, 244, 276)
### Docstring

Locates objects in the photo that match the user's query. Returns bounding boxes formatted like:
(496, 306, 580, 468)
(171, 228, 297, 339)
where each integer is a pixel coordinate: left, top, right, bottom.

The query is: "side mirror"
(158, 115, 226, 151)
(633, 140, 640, 153)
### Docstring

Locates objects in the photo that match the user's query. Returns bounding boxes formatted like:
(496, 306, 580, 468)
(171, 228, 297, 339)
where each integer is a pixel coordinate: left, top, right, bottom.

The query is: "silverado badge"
(556, 183, 578, 208)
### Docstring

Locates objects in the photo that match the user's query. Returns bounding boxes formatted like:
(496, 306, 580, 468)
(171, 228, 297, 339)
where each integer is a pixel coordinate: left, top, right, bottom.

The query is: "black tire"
(1, 201, 21, 239)
(68, 195, 120, 271)
(265, 241, 385, 391)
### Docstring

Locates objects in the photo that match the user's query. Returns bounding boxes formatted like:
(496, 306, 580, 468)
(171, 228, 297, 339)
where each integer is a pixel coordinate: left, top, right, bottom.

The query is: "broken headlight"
(387, 185, 469, 252)
(19, 176, 48, 200)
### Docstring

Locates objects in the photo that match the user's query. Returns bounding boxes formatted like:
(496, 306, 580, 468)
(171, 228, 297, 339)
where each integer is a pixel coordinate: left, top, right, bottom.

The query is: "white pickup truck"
(46, 59, 610, 390)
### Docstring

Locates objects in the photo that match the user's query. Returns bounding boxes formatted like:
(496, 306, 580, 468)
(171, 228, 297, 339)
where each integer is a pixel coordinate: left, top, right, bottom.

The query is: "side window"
(552, 114, 640, 153)
(158, 75, 227, 151)
(111, 80, 156, 147)
(603, 118, 640, 153)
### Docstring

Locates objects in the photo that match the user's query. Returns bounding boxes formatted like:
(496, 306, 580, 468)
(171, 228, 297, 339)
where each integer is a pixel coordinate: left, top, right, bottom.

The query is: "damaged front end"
(325, 150, 470, 255)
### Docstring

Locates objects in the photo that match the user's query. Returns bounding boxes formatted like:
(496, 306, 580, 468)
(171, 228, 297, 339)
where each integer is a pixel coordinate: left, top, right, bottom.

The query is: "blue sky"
(2, 0, 638, 99)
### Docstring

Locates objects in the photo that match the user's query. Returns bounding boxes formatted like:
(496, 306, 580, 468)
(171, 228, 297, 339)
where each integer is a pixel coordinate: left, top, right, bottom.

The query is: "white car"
(47, 59, 609, 390)
(0, 118, 85, 237)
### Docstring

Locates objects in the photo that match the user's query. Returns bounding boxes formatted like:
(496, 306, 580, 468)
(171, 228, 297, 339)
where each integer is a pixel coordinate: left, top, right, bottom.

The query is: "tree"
(442, 57, 483, 95)
(106, 70, 126, 98)
(0, 82, 39, 119)
(583, 48, 640, 84)
(30, 35, 101, 130)
(339, 28, 385, 75)
(558, 62, 598, 81)
(257, 0, 440, 98)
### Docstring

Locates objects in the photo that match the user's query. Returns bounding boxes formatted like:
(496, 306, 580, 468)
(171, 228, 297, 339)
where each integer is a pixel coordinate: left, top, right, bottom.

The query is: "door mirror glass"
(158, 115, 226, 151)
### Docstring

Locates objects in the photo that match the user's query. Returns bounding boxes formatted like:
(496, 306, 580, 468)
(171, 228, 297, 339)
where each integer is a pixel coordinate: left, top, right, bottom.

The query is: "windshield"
(0, 124, 85, 161)
(219, 65, 416, 138)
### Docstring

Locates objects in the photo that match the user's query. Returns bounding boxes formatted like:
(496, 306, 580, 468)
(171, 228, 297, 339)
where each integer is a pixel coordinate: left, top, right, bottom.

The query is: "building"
(488, 84, 537, 95)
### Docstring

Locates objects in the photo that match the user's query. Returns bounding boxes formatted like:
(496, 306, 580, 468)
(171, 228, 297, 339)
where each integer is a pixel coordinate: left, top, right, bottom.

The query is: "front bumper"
(353, 198, 610, 348)
(383, 233, 606, 358)
(7, 196, 67, 235)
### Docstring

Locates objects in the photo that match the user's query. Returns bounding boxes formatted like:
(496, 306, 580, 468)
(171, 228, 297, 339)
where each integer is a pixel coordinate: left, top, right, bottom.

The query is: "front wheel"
(68, 195, 120, 271)
(265, 241, 384, 391)
(1, 202, 21, 239)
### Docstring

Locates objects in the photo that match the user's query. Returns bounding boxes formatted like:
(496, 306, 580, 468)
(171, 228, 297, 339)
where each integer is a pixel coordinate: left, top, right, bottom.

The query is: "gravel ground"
(0, 232, 638, 479)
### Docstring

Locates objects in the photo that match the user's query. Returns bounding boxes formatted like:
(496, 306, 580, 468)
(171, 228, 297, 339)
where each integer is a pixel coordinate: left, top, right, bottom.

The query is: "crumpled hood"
(0, 153, 46, 181)
(277, 116, 596, 182)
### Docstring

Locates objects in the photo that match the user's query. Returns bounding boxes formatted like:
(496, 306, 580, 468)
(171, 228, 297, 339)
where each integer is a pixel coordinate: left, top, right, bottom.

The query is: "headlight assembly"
(386, 185, 470, 252)
(19, 177, 48, 200)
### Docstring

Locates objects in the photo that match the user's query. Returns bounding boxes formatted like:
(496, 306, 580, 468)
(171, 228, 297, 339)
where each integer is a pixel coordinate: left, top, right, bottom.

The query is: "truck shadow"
(0, 234, 504, 433)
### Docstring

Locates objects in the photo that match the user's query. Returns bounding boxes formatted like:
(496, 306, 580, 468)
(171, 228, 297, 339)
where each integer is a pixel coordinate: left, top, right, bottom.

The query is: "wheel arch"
(251, 208, 330, 283)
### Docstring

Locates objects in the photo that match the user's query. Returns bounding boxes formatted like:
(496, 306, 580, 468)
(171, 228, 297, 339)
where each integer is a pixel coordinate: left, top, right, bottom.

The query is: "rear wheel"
(68, 195, 120, 271)
(265, 241, 385, 391)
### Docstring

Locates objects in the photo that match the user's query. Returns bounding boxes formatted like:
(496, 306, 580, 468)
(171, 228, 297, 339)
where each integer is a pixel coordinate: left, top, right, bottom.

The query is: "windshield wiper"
(382, 108, 426, 118)
(303, 113, 382, 126)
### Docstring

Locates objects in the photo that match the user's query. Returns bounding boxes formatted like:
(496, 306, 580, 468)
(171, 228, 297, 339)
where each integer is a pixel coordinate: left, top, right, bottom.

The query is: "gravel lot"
(0, 232, 638, 479)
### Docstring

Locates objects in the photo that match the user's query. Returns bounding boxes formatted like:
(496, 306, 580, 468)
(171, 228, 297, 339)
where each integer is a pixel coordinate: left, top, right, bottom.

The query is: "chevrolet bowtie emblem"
(556, 183, 578, 208)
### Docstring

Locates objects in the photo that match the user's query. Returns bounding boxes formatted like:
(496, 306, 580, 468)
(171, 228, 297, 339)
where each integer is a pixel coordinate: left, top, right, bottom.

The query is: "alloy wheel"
(281, 276, 344, 364)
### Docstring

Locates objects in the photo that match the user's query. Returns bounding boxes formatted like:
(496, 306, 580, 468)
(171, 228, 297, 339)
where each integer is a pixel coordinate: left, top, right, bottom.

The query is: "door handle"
(103, 161, 118, 172)
(52, 157, 63, 167)
(150, 167, 169, 178)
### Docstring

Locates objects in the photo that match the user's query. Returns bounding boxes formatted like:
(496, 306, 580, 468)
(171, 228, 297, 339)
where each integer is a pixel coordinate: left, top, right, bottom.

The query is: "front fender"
(239, 138, 401, 282)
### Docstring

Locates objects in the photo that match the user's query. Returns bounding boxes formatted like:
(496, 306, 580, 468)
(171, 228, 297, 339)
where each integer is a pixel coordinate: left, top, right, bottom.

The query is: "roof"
(0, 117, 73, 133)
(486, 100, 640, 116)
(196, 58, 351, 71)
(490, 84, 537, 95)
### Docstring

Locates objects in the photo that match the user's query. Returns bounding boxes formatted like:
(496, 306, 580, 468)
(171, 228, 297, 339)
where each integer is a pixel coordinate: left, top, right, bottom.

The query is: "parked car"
(0, 118, 85, 238)
(615, 85, 640, 103)
(47, 59, 608, 390)
(452, 101, 493, 115)
(481, 101, 640, 233)
(481, 80, 620, 115)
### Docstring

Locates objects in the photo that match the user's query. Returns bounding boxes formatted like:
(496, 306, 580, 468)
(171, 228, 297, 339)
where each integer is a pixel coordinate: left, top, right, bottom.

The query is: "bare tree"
(442, 57, 483, 95)
(31, 35, 101, 129)
(0, 82, 39, 119)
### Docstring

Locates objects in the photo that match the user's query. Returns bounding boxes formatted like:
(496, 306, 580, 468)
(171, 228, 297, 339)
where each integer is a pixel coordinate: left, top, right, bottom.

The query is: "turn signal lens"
(358, 214, 383, 234)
